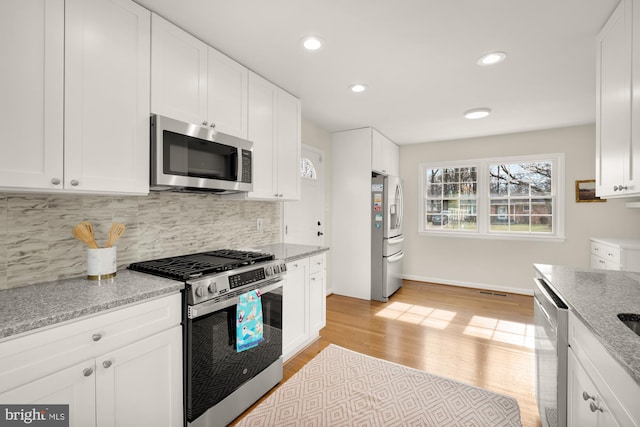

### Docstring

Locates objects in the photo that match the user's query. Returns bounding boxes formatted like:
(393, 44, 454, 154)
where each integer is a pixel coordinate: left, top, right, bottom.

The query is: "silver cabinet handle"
(589, 401, 603, 413)
(51, 178, 61, 185)
(70, 179, 79, 187)
(92, 333, 102, 342)
(102, 360, 112, 369)
(582, 391, 595, 401)
(83, 367, 94, 377)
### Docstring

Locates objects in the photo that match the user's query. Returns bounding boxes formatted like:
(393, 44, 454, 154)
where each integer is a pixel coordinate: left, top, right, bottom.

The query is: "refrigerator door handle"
(395, 183, 404, 231)
(388, 235, 404, 245)
(387, 251, 404, 263)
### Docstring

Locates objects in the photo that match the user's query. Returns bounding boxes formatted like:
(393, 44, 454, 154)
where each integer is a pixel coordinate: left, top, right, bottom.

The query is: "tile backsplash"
(0, 192, 280, 290)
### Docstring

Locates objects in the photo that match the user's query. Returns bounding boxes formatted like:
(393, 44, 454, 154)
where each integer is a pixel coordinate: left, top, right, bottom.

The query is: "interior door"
(283, 145, 324, 245)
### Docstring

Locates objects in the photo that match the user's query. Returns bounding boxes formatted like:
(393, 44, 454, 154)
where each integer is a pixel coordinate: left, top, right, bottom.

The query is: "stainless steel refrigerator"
(371, 173, 404, 302)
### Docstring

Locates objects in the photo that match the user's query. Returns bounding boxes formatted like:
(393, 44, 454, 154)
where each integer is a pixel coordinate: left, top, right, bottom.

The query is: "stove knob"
(195, 286, 205, 298)
(273, 265, 280, 274)
(280, 263, 287, 273)
(265, 266, 273, 276)
(208, 282, 217, 294)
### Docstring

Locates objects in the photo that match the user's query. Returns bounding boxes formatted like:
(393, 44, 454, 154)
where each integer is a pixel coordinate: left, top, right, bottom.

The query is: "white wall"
(400, 124, 640, 295)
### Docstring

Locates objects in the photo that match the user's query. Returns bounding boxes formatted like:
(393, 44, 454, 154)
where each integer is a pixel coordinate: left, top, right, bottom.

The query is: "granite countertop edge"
(250, 243, 330, 263)
(534, 263, 640, 386)
(0, 270, 183, 341)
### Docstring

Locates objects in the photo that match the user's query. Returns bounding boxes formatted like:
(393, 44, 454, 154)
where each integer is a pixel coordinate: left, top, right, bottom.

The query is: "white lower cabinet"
(568, 349, 619, 427)
(0, 359, 97, 427)
(283, 253, 327, 361)
(590, 237, 640, 272)
(567, 311, 640, 427)
(0, 294, 183, 427)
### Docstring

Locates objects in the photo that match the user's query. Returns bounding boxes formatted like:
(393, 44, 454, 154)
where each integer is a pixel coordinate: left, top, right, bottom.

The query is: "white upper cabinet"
(596, 0, 640, 198)
(246, 72, 278, 199)
(151, 13, 208, 126)
(229, 71, 300, 201)
(0, 0, 150, 195)
(208, 48, 249, 138)
(371, 129, 399, 176)
(151, 14, 249, 139)
(65, 0, 150, 195)
(0, 0, 64, 191)
(276, 89, 302, 199)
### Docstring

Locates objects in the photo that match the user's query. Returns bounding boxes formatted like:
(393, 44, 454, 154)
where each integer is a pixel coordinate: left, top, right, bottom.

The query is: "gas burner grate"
(128, 249, 275, 281)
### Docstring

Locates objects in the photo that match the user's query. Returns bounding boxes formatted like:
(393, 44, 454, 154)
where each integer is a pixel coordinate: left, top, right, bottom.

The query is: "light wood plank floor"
(234, 280, 541, 427)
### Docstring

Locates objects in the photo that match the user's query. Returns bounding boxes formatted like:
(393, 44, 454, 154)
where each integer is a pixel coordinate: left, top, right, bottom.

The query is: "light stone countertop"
(0, 270, 183, 341)
(534, 264, 640, 386)
(250, 243, 329, 263)
(0, 244, 327, 342)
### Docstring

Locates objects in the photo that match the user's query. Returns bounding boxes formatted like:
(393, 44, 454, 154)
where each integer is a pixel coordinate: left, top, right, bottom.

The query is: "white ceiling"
(134, 0, 619, 145)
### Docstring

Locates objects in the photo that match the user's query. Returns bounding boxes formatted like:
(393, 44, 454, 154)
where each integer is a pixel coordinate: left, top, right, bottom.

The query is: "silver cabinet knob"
(70, 179, 79, 187)
(589, 401, 603, 413)
(582, 391, 595, 401)
(210, 123, 216, 128)
(92, 333, 102, 342)
(51, 178, 61, 185)
(83, 367, 94, 377)
(202, 120, 208, 126)
(102, 360, 112, 369)
(613, 185, 628, 191)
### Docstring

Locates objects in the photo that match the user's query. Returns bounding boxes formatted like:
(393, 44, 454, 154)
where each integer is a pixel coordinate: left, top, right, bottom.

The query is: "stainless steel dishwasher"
(534, 276, 569, 427)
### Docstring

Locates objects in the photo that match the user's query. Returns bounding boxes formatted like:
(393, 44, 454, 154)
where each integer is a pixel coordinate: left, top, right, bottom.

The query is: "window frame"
(418, 153, 565, 241)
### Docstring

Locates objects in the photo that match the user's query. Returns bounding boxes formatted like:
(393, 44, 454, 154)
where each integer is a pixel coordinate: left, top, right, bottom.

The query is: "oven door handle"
(188, 278, 283, 319)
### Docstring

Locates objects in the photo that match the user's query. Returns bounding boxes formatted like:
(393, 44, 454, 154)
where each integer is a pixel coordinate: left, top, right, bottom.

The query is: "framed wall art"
(576, 179, 605, 203)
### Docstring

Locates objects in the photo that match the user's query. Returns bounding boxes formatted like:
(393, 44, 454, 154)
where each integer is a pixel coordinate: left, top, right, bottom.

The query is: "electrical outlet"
(256, 218, 263, 230)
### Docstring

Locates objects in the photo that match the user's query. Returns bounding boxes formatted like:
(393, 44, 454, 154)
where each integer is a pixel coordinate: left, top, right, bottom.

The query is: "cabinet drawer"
(0, 293, 181, 394)
(591, 241, 621, 265)
(309, 254, 326, 274)
(590, 254, 621, 271)
(568, 312, 640, 426)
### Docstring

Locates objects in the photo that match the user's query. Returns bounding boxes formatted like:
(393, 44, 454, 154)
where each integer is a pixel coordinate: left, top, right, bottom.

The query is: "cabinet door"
(596, 0, 632, 197)
(247, 72, 278, 199)
(568, 349, 620, 427)
(309, 269, 326, 334)
(151, 13, 208, 125)
(276, 90, 301, 200)
(0, 359, 97, 427)
(372, 129, 399, 176)
(96, 326, 182, 427)
(65, 0, 150, 194)
(208, 48, 248, 138)
(0, 0, 64, 190)
(283, 259, 308, 360)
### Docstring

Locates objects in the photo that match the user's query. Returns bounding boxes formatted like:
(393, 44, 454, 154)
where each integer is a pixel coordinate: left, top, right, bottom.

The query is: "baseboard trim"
(402, 274, 533, 296)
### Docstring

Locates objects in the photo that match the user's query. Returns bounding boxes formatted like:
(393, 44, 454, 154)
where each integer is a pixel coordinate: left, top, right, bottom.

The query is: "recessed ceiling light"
(300, 36, 324, 51)
(477, 51, 507, 66)
(464, 108, 491, 119)
(349, 83, 368, 93)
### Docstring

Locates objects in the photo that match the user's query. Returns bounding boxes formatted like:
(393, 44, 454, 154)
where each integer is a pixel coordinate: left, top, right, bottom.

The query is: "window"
(419, 154, 564, 240)
(300, 157, 317, 179)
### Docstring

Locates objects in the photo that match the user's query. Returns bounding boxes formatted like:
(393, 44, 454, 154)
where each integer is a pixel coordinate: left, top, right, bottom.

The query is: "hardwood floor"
(235, 280, 541, 427)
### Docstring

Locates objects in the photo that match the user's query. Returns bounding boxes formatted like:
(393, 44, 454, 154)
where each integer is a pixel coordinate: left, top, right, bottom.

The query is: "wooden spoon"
(72, 221, 99, 249)
(105, 222, 126, 248)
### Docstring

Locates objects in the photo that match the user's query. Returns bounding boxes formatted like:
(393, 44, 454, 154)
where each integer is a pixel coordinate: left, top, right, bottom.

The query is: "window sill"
(418, 230, 566, 242)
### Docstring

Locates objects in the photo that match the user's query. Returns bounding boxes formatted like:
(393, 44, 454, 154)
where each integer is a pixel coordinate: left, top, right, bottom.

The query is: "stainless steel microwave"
(150, 115, 253, 193)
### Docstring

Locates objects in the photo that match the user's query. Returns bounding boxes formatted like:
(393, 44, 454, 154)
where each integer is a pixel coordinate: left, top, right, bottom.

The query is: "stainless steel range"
(129, 249, 286, 427)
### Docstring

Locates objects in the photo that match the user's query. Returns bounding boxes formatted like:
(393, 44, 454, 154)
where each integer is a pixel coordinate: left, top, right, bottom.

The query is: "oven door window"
(163, 130, 238, 181)
(186, 289, 282, 422)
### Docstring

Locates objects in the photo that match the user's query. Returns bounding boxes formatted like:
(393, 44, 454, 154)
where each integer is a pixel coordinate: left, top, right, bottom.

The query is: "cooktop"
(128, 249, 274, 281)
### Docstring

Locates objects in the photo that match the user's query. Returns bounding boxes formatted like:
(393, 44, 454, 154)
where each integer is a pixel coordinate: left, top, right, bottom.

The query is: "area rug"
(236, 344, 522, 426)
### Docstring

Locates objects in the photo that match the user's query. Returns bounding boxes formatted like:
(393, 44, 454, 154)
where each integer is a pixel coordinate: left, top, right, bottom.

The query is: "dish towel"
(236, 289, 264, 352)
